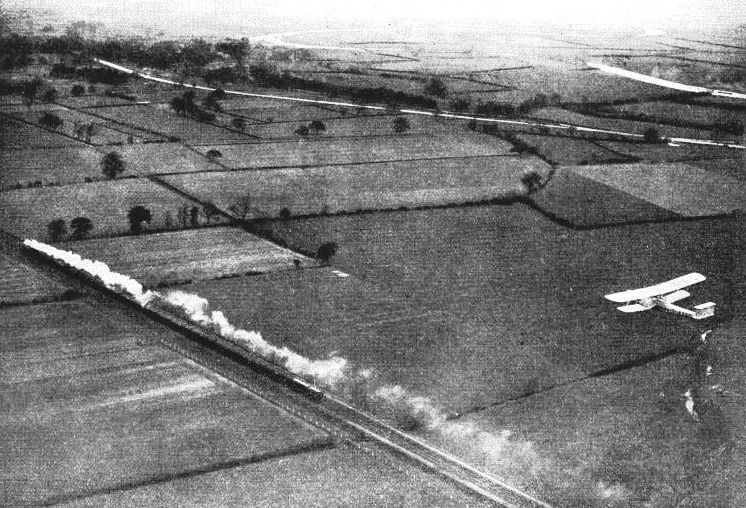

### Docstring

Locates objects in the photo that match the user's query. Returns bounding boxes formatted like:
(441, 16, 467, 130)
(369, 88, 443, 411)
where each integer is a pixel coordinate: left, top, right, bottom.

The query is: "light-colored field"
(190, 133, 514, 170)
(0, 146, 104, 189)
(246, 113, 458, 139)
(1, 301, 332, 506)
(109, 143, 223, 175)
(91, 104, 253, 143)
(0, 254, 72, 305)
(11, 108, 155, 145)
(571, 162, 746, 216)
(1, 116, 85, 149)
(162, 155, 550, 218)
(0, 178, 215, 240)
(61, 227, 316, 286)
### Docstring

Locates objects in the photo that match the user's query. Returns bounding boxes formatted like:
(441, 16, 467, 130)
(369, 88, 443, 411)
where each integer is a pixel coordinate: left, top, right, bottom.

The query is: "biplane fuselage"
(605, 273, 715, 320)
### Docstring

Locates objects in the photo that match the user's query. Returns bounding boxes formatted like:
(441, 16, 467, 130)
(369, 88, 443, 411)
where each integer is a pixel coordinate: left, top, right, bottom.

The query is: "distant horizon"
(5, 0, 745, 41)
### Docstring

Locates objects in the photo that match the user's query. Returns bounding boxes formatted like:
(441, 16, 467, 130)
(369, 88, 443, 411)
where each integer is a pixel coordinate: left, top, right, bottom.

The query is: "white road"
(94, 59, 745, 150)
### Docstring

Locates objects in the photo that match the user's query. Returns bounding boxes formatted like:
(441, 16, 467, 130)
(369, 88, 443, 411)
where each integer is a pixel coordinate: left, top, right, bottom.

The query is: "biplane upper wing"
(605, 273, 705, 303)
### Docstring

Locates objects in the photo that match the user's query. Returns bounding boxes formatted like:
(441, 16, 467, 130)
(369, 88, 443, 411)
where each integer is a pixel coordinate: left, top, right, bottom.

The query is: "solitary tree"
(308, 120, 326, 135)
(71, 84, 85, 97)
(128, 206, 152, 234)
(643, 127, 663, 144)
(70, 217, 93, 240)
(424, 77, 447, 98)
(231, 117, 246, 131)
(295, 125, 309, 136)
(228, 195, 252, 219)
(521, 171, 543, 194)
(393, 116, 411, 134)
(42, 88, 58, 103)
(101, 151, 125, 179)
(316, 242, 338, 262)
(47, 219, 67, 242)
(39, 112, 63, 130)
(206, 149, 222, 161)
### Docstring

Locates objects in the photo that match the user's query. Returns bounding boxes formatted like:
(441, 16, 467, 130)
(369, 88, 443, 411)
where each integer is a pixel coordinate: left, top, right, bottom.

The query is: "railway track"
(4, 230, 552, 508)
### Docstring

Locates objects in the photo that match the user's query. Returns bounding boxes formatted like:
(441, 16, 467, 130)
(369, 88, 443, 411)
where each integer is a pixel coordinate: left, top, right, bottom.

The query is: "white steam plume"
(24, 239, 158, 306)
(162, 290, 349, 387)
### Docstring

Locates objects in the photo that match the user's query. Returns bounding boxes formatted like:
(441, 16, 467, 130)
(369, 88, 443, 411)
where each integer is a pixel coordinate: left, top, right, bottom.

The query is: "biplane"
(605, 273, 715, 320)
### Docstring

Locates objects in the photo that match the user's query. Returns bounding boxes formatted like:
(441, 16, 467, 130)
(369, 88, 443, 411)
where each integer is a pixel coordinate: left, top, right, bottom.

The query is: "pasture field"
(0, 146, 104, 189)
(1, 301, 331, 506)
(530, 107, 712, 139)
(187, 205, 739, 413)
(246, 112, 459, 139)
(10, 108, 154, 145)
(61, 226, 316, 287)
(530, 167, 678, 227)
(110, 143, 223, 175)
(90, 104, 253, 143)
(0, 116, 85, 149)
(57, 94, 139, 109)
(162, 155, 550, 218)
(596, 140, 743, 174)
(510, 133, 634, 165)
(0, 254, 73, 305)
(64, 445, 488, 508)
(0, 178, 217, 240)
(450, 352, 741, 507)
(570, 163, 746, 217)
(611, 100, 742, 127)
(189, 133, 514, 170)
(220, 99, 359, 124)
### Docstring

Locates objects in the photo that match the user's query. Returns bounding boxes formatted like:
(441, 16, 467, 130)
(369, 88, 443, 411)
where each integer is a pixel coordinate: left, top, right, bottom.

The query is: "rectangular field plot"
(163, 155, 551, 217)
(10, 108, 156, 145)
(191, 133, 514, 170)
(611, 100, 738, 127)
(61, 227, 316, 287)
(90, 104, 254, 143)
(1, 301, 331, 506)
(0, 254, 73, 305)
(220, 96, 358, 124)
(530, 107, 712, 139)
(511, 133, 635, 165)
(0, 116, 85, 149)
(246, 113, 458, 139)
(0, 147, 104, 189)
(111, 143, 223, 175)
(571, 162, 746, 217)
(0, 179, 216, 240)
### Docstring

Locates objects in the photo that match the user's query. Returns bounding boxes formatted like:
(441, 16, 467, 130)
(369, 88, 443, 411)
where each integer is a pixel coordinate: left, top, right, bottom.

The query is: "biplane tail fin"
(693, 302, 716, 320)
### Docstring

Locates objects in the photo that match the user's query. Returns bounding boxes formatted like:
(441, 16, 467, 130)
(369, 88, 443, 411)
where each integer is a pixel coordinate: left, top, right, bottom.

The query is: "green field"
(162, 155, 550, 218)
(0, 178, 217, 240)
(61, 226, 316, 286)
(190, 133, 514, 170)
(511, 133, 634, 165)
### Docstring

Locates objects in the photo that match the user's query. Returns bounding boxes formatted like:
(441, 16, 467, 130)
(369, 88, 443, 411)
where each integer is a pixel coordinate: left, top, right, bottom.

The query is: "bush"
(393, 116, 411, 134)
(643, 127, 664, 144)
(47, 219, 67, 242)
(71, 84, 86, 96)
(101, 151, 125, 179)
(128, 206, 152, 234)
(424, 77, 447, 98)
(39, 112, 63, 129)
(316, 242, 338, 262)
(206, 149, 222, 161)
(70, 217, 93, 240)
(231, 117, 246, 131)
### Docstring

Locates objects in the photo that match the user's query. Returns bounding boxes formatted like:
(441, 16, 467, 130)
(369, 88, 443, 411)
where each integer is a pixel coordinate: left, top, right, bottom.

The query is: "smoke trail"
(162, 290, 349, 387)
(24, 239, 158, 306)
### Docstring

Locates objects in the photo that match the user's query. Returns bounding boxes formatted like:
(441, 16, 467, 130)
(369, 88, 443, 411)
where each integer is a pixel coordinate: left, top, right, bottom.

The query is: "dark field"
(185, 204, 741, 412)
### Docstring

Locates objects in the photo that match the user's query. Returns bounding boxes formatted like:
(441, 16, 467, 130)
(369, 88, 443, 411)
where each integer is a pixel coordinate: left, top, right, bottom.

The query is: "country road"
(94, 58, 746, 150)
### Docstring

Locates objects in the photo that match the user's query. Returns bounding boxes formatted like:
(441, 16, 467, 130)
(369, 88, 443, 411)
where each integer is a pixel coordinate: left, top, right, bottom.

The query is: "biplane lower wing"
(616, 303, 653, 313)
(605, 273, 705, 303)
